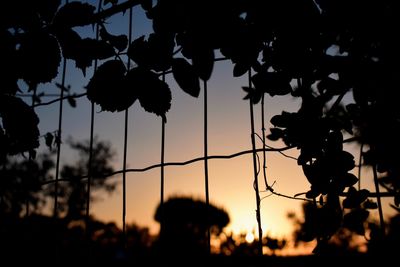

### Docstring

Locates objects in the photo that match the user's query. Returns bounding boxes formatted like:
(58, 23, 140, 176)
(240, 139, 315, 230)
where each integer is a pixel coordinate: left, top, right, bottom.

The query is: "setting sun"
(245, 232, 255, 243)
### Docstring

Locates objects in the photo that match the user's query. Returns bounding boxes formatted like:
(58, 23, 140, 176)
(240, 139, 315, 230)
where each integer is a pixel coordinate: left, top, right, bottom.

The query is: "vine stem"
(372, 164, 385, 235)
(261, 94, 270, 191)
(85, 0, 102, 264)
(159, 73, 166, 253)
(121, 6, 134, 249)
(358, 143, 364, 190)
(248, 70, 263, 256)
(203, 80, 211, 255)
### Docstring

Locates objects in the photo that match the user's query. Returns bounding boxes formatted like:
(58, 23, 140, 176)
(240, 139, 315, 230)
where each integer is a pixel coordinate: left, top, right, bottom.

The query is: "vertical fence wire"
(26, 85, 38, 217)
(121, 6, 134, 248)
(85, 1, 102, 264)
(160, 73, 166, 251)
(358, 143, 364, 191)
(373, 164, 385, 234)
(248, 69, 263, 256)
(261, 94, 269, 190)
(53, 45, 67, 219)
(203, 80, 211, 254)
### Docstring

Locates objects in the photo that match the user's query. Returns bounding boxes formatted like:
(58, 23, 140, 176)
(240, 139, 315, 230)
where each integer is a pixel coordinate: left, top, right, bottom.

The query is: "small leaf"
(67, 95, 76, 108)
(126, 67, 171, 119)
(233, 62, 249, 77)
(54, 131, 62, 146)
(270, 111, 294, 128)
(341, 173, 359, 187)
(242, 86, 262, 104)
(363, 199, 378, 209)
(127, 35, 148, 66)
(343, 209, 369, 235)
(45, 132, 54, 150)
(172, 58, 200, 97)
(74, 38, 116, 75)
(19, 31, 61, 84)
(100, 26, 128, 51)
(252, 71, 292, 96)
(319, 195, 324, 206)
(326, 130, 343, 153)
(104, 0, 118, 6)
(86, 60, 137, 112)
(140, 0, 153, 10)
(305, 189, 319, 199)
(267, 128, 284, 141)
(0, 96, 40, 155)
(395, 194, 400, 207)
(53, 2, 95, 28)
(192, 45, 214, 81)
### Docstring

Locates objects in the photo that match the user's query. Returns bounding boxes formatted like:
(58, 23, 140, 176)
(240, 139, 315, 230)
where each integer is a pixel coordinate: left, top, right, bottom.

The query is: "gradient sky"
(30, 1, 396, 255)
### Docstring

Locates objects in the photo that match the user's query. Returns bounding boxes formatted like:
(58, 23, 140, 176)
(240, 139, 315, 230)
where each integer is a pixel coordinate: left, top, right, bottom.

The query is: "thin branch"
(33, 93, 86, 108)
(373, 164, 386, 234)
(40, 147, 293, 185)
(255, 133, 299, 161)
(203, 80, 211, 255)
(248, 69, 263, 256)
(91, 0, 142, 24)
(326, 92, 346, 116)
(358, 143, 364, 190)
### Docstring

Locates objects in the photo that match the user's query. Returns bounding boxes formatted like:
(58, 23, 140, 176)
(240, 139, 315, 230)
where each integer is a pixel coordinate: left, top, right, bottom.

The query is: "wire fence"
(17, 0, 394, 260)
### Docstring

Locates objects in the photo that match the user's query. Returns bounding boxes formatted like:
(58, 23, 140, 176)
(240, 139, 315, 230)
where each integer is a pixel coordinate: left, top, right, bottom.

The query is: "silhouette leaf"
(74, 38, 115, 75)
(45, 132, 54, 151)
(53, 2, 95, 28)
(172, 58, 200, 97)
(341, 173, 358, 187)
(86, 60, 137, 112)
(140, 0, 153, 10)
(146, 33, 174, 71)
(343, 209, 369, 235)
(0, 96, 40, 155)
(252, 71, 292, 96)
(192, 45, 214, 81)
(1, 29, 19, 95)
(270, 111, 294, 128)
(67, 95, 76, 108)
(127, 34, 174, 71)
(19, 31, 61, 85)
(126, 67, 171, 120)
(52, 27, 82, 58)
(363, 199, 378, 209)
(267, 128, 284, 141)
(395, 194, 400, 207)
(242, 86, 262, 104)
(100, 26, 128, 51)
(127, 35, 148, 66)
(37, 0, 61, 24)
(233, 62, 249, 77)
(104, 0, 118, 6)
(343, 188, 370, 209)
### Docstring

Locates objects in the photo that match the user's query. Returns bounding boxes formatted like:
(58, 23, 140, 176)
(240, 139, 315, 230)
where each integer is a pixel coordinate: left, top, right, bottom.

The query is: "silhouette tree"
(53, 137, 117, 219)
(153, 196, 229, 259)
(0, 153, 53, 218)
(0, 136, 116, 220)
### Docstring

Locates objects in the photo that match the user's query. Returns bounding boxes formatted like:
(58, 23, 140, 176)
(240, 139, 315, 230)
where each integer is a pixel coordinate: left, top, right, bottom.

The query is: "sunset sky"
(30, 1, 395, 255)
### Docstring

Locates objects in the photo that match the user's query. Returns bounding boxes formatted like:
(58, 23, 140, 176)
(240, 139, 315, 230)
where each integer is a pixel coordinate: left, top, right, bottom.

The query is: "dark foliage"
(1, 0, 400, 259)
(154, 196, 229, 258)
